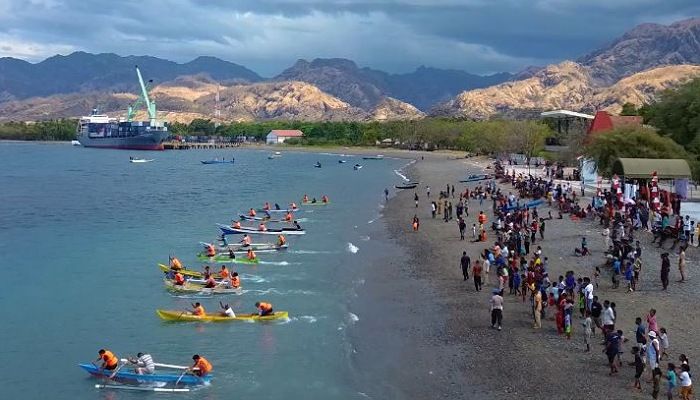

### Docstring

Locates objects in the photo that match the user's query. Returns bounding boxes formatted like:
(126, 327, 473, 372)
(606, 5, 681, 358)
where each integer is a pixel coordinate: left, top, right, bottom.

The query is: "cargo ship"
(76, 66, 169, 150)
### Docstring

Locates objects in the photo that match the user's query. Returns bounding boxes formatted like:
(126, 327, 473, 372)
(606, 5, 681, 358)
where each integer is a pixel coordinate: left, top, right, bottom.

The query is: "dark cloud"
(0, 0, 698, 76)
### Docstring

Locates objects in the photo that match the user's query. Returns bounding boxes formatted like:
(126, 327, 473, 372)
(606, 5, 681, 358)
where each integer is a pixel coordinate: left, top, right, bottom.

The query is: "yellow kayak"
(158, 263, 224, 279)
(156, 309, 289, 322)
(163, 279, 242, 295)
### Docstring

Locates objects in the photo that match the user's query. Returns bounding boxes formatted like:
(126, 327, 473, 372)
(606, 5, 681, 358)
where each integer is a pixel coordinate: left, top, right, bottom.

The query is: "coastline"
(365, 154, 699, 399)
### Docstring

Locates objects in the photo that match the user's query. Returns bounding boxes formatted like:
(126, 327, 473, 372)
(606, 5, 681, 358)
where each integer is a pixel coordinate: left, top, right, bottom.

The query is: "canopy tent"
(611, 158, 691, 180)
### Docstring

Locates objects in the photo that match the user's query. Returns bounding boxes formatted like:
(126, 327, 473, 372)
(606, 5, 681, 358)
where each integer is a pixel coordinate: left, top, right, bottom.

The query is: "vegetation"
(0, 120, 77, 141)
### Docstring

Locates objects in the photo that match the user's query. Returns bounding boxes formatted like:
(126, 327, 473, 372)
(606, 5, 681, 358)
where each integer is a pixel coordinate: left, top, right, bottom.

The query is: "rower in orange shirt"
(258, 222, 267, 232)
(231, 220, 242, 229)
(247, 249, 257, 261)
(248, 208, 257, 217)
(173, 271, 185, 286)
(191, 302, 205, 316)
(189, 355, 212, 377)
(255, 301, 274, 316)
(169, 256, 183, 270)
(96, 349, 119, 371)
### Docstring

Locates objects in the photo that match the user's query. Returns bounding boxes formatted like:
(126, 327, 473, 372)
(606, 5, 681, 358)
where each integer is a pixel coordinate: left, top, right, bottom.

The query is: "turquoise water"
(0, 143, 407, 399)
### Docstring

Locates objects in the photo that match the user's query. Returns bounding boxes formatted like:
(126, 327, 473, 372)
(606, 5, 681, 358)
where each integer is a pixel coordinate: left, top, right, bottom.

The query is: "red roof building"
(266, 129, 304, 144)
(587, 111, 643, 134)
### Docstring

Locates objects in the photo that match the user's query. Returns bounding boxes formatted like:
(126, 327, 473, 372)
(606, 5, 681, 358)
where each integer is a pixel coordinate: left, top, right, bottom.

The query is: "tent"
(611, 158, 691, 180)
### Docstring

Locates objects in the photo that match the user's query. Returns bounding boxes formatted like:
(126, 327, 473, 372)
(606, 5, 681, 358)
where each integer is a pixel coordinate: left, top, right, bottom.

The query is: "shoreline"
(370, 154, 698, 399)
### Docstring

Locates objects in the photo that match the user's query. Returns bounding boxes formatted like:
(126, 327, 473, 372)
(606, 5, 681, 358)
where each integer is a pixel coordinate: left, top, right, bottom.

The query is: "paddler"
(205, 243, 216, 257)
(258, 222, 268, 232)
(204, 274, 217, 288)
(303, 194, 309, 203)
(247, 248, 257, 261)
(231, 220, 242, 229)
(240, 234, 251, 246)
(263, 202, 271, 211)
(228, 248, 236, 259)
(219, 265, 230, 281)
(277, 234, 287, 247)
(290, 202, 298, 210)
(230, 272, 240, 288)
(129, 352, 155, 375)
(191, 302, 205, 316)
(284, 211, 293, 222)
(173, 270, 186, 286)
(169, 256, 183, 270)
(293, 220, 302, 230)
(322, 195, 329, 203)
(189, 355, 212, 377)
(96, 349, 119, 371)
(255, 301, 274, 316)
(248, 208, 257, 217)
(219, 302, 236, 317)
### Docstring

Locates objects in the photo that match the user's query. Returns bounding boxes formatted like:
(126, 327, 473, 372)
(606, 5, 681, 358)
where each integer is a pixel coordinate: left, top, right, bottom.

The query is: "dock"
(163, 141, 241, 150)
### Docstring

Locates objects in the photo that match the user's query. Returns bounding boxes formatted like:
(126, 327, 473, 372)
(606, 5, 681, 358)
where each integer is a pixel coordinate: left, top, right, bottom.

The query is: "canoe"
(338, 160, 347, 164)
(156, 309, 289, 322)
(217, 223, 306, 236)
(164, 279, 242, 295)
(239, 214, 295, 222)
(95, 384, 190, 392)
(214, 243, 288, 252)
(353, 164, 363, 170)
(505, 199, 544, 211)
(255, 208, 300, 214)
(196, 253, 260, 264)
(459, 174, 490, 183)
(301, 201, 329, 206)
(362, 155, 384, 160)
(159, 263, 223, 279)
(130, 159, 154, 163)
(78, 363, 211, 386)
(201, 159, 234, 164)
(395, 183, 418, 189)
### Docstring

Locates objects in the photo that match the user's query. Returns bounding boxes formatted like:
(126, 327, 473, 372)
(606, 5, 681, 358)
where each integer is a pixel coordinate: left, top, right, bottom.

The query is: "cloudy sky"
(0, 0, 698, 76)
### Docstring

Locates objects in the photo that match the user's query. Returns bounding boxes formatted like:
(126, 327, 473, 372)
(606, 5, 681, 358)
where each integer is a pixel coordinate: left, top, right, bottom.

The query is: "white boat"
(130, 158, 154, 163)
(70, 140, 82, 146)
(354, 164, 363, 170)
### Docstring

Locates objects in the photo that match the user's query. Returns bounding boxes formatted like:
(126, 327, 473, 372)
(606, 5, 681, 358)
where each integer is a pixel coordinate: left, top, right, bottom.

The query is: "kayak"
(353, 164, 363, 170)
(130, 159, 154, 163)
(362, 155, 384, 160)
(214, 243, 288, 252)
(159, 263, 223, 279)
(239, 214, 296, 222)
(505, 199, 544, 211)
(163, 279, 242, 295)
(395, 183, 418, 189)
(78, 363, 212, 386)
(156, 309, 289, 322)
(314, 163, 322, 168)
(201, 159, 234, 164)
(218, 223, 306, 236)
(301, 201, 329, 206)
(338, 160, 347, 164)
(255, 208, 300, 214)
(459, 174, 490, 183)
(196, 253, 260, 264)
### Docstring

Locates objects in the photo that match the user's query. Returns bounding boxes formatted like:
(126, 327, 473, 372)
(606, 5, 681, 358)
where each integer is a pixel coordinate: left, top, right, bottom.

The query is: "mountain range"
(0, 17, 699, 122)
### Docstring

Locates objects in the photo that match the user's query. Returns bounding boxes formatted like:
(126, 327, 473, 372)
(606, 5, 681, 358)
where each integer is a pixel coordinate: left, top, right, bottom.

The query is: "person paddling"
(96, 349, 119, 372)
(247, 249, 257, 261)
(219, 302, 236, 317)
(189, 355, 212, 377)
(205, 243, 216, 257)
(169, 256, 183, 270)
(219, 265, 230, 281)
(231, 220, 242, 229)
(191, 302, 205, 316)
(258, 222, 268, 232)
(278, 234, 287, 247)
(128, 352, 155, 375)
(230, 272, 240, 288)
(173, 271, 185, 286)
(255, 301, 274, 316)
(248, 208, 257, 217)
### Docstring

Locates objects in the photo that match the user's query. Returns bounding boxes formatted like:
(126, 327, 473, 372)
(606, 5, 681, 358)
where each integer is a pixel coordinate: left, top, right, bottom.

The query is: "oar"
(109, 358, 129, 379)
(174, 369, 190, 386)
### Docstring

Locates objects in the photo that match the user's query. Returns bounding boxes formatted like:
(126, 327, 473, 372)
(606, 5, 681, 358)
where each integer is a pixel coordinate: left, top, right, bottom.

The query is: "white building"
(266, 130, 304, 144)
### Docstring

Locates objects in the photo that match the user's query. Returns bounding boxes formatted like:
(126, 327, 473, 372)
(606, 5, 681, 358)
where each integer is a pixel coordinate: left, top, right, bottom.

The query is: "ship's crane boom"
(127, 65, 158, 124)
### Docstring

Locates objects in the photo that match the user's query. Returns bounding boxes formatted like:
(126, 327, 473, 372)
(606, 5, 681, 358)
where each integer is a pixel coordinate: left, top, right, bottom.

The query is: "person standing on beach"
(661, 253, 671, 290)
(458, 217, 466, 240)
(384, 188, 389, 202)
(678, 245, 687, 283)
(460, 251, 470, 281)
(473, 260, 483, 291)
(490, 288, 504, 331)
(533, 286, 542, 329)
(426, 186, 430, 198)
(414, 192, 419, 208)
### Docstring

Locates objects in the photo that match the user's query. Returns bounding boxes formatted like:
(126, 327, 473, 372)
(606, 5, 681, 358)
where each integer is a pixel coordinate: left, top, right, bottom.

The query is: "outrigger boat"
(156, 309, 289, 322)
(78, 361, 212, 386)
(163, 279, 242, 295)
(395, 182, 419, 189)
(129, 157, 154, 163)
(239, 214, 295, 222)
(301, 200, 329, 206)
(214, 242, 288, 253)
(201, 158, 234, 165)
(217, 223, 306, 236)
(459, 174, 490, 183)
(362, 155, 384, 160)
(196, 253, 260, 264)
(159, 263, 223, 279)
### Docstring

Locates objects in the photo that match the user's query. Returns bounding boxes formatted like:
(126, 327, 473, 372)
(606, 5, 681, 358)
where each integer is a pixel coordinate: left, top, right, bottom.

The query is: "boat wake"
(246, 288, 316, 296)
(347, 312, 359, 324)
(346, 243, 359, 253)
(288, 249, 337, 255)
(240, 273, 266, 283)
(393, 169, 410, 182)
(359, 235, 370, 241)
(259, 260, 297, 266)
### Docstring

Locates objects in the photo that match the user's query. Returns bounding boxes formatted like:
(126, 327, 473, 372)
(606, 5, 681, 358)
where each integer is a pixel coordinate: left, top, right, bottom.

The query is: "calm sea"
(0, 142, 409, 399)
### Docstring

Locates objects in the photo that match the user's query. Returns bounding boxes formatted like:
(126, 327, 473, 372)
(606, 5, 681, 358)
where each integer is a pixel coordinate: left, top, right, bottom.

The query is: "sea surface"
(0, 142, 411, 399)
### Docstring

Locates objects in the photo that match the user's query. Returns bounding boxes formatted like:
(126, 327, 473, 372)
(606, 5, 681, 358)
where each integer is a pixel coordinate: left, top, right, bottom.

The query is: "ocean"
(0, 142, 411, 399)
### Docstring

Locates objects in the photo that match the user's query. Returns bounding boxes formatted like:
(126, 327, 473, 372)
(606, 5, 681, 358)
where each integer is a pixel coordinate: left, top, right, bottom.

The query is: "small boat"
(314, 162, 322, 168)
(505, 199, 544, 211)
(459, 174, 490, 183)
(218, 223, 306, 236)
(301, 200, 329, 206)
(362, 155, 384, 160)
(201, 158, 235, 165)
(156, 309, 289, 322)
(78, 363, 212, 386)
(71, 140, 82, 146)
(129, 157, 154, 163)
(95, 384, 190, 393)
(353, 164, 363, 170)
(159, 263, 223, 279)
(395, 182, 418, 189)
(256, 208, 301, 214)
(196, 253, 260, 264)
(338, 160, 347, 164)
(214, 243, 288, 252)
(239, 214, 294, 222)
(164, 279, 242, 295)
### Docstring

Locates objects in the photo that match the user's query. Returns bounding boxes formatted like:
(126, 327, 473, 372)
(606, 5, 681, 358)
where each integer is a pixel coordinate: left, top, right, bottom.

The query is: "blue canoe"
(504, 199, 544, 211)
(78, 363, 212, 386)
(201, 159, 234, 164)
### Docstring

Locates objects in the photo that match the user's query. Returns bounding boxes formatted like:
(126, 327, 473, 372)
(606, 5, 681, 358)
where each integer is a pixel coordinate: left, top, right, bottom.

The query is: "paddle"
(109, 357, 130, 379)
(174, 369, 189, 386)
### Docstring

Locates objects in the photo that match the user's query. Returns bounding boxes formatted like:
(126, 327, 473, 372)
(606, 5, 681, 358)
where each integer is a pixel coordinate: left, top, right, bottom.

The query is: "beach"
(369, 153, 698, 399)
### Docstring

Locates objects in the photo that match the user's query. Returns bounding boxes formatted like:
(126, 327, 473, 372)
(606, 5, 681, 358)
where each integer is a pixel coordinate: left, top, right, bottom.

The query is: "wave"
(347, 312, 359, 324)
(394, 169, 410, 182)
(288, 249, 337, 255)
(245, 288, 317, 296)
(359, 235, 370, 241)
(347, 243, 359, 253)
(258, 260, 300, 266)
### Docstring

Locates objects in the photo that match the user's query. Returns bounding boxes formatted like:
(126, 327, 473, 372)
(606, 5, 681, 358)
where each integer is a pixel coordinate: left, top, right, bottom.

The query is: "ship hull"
(77, 131, 168, 150)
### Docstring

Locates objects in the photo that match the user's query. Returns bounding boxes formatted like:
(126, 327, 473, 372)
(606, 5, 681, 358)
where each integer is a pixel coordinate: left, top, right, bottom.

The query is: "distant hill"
(0, 52, 262, 101)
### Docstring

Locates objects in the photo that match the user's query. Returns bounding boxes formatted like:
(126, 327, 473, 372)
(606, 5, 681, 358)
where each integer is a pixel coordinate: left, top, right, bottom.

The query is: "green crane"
(126, 65, 157, 124)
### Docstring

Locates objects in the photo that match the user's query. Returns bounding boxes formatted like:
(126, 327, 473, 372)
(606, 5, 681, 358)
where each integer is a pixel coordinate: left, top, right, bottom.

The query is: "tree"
(583, 127, 692, 177)
(619, 103, 639, 116)
(505, 121, 552, 171)
(641, 78, 700, 150)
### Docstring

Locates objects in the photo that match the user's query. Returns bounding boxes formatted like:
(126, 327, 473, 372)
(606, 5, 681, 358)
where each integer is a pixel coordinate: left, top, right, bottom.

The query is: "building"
(587, 111, 643, 134)
(266, 130, 304, 144)
(540, 109, 595, 146)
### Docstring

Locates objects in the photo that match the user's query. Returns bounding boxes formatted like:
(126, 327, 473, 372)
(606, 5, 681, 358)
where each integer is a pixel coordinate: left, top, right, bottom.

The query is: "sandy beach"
(360, 152, 698, 399)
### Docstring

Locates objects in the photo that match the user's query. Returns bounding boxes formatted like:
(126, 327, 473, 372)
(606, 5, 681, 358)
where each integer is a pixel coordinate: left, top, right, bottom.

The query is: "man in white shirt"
(583, 277, 594, 312)
(220, 302, 236, 318)
(601, 300, 615, 334)
(130, 352, 155, 375)
(490, 289, 504, 331)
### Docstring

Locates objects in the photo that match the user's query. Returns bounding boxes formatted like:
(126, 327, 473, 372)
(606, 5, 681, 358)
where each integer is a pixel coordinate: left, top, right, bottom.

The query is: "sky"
(0, 0, 698, 76)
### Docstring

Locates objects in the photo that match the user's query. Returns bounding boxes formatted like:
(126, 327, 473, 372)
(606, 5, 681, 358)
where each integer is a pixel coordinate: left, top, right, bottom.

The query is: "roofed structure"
(611, 158, 691, 179)
(588, 111, 643, 134)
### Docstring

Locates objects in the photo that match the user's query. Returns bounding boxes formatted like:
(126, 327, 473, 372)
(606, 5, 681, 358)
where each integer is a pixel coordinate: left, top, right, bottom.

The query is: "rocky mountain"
(433, 62, 700, 119)
(579, 18, 700, 84)
(274, 58, 512, 110)
(370, 97, 425, 121)
(0, 51, 262, 101)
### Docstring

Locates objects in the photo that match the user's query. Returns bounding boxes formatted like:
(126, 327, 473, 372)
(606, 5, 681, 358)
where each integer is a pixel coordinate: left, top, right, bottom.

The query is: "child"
(653, 367, 662, 400)
(594, 266, 601, 288)
(630, 346, 644, 390)
(660, 328, 670, 360)
(666, 363, 678, 400)
(582, 310, 592, 352)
